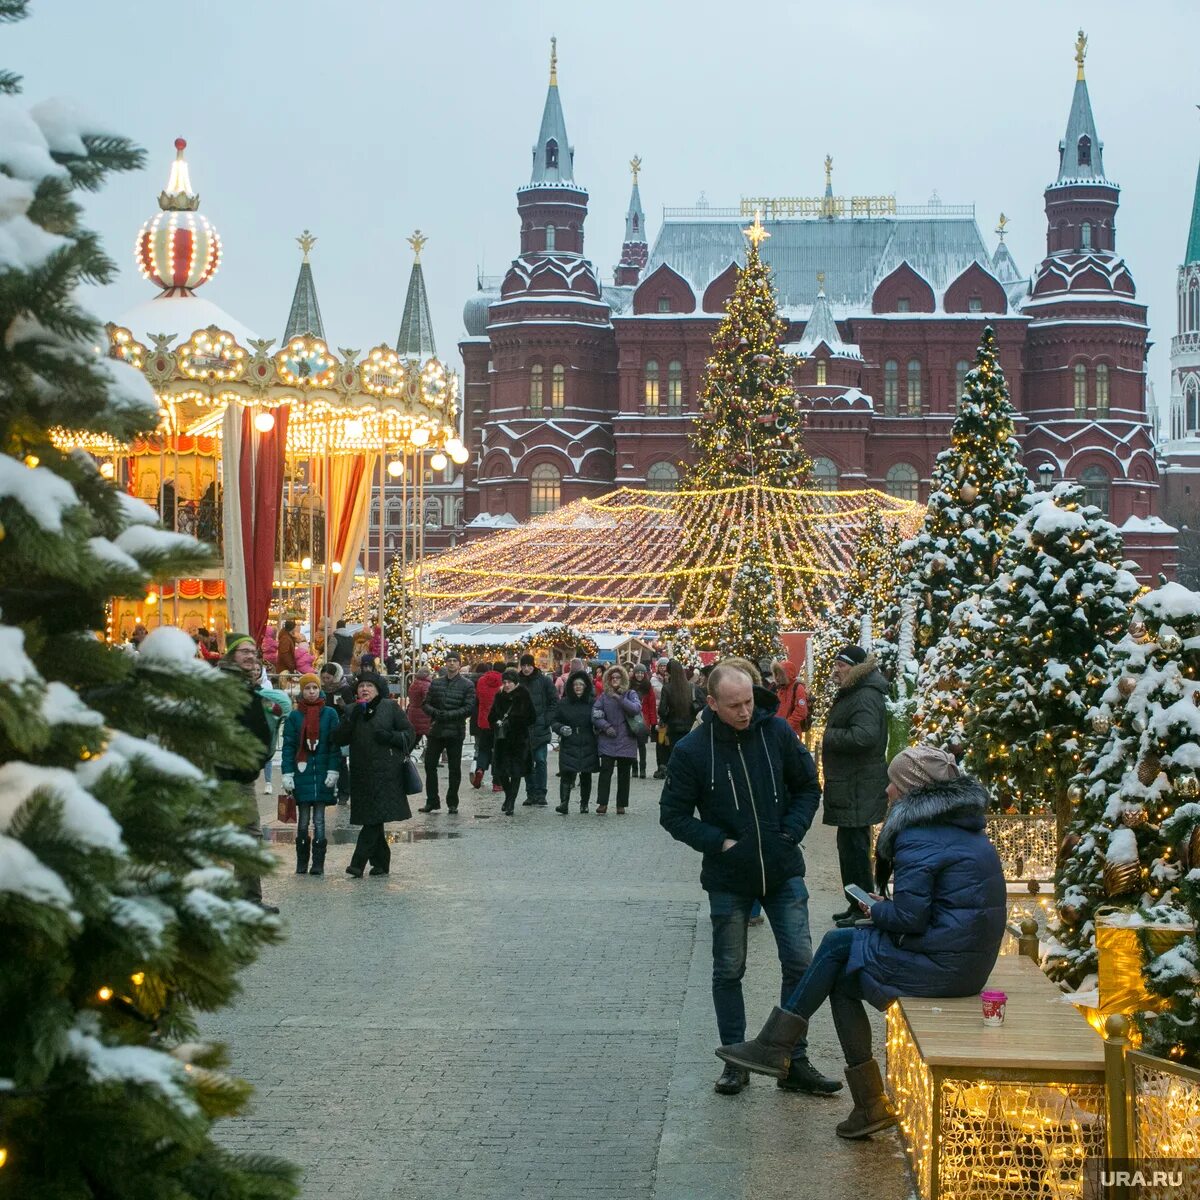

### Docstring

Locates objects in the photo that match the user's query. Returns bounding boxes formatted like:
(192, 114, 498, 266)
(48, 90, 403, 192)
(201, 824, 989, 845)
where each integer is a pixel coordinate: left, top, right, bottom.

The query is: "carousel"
(57, 138, 467, 646)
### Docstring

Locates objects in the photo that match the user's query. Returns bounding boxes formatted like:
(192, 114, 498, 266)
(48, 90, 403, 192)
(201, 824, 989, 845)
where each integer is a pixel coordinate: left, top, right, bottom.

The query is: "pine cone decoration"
(1103, 859, 1141, 896)
(1137, 754, 1162, 786)
(1120, 807, 1149, 828)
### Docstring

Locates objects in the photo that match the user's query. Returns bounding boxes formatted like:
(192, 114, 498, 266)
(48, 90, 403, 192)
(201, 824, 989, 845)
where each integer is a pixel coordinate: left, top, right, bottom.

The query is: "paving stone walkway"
(204, 763, 912, 1200)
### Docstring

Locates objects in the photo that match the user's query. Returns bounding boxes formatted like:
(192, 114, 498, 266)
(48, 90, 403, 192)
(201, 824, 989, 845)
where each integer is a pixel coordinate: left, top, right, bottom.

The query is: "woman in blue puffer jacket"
(716, 744, 1005, 1141)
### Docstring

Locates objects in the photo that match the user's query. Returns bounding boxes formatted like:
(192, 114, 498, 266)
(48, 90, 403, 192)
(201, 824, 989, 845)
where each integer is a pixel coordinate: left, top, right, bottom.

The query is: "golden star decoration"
(742, 211, 770, 248)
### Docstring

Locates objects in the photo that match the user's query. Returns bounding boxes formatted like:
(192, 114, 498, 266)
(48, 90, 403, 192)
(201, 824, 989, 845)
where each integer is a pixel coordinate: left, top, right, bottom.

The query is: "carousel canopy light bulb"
(387, 458, 404, 478)
(344, 419, 365, 441)
(410, 426, 431, 447)
(449, 445, 469, 465)
(301, 556, 313, 571)
(445, 437, 464, 455)
(99, 461, 115, 478)
(430, 451, 448, 471)
(253, 411, 276, 433)
(331, 561, 342, 574)
(144, 592, 158, 607)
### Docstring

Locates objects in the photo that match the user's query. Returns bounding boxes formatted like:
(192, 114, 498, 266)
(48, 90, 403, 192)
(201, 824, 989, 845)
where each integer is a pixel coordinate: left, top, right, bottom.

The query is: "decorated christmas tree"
(716, 539, 784, 663)
(663, 623, 702, 671)
(911, 592, 991, 754)
(1045, 583, 1200, 1018)
(382, 550, 416, 668)
(0, 18, 296, 1196)
(959, 483, 1140, 819)
(900, 325, 1029, 653)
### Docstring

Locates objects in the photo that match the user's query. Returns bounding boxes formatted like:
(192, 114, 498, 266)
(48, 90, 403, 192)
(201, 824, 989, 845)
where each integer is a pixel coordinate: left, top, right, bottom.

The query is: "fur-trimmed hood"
(603, 664, 630, 693)
(876, 775, 989, 860)
(834, 653, 888, 697)
(565, 668, 595, 702)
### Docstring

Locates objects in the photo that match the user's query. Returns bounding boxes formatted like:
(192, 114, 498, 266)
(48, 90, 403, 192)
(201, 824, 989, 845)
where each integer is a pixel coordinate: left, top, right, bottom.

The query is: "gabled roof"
(793, 285, 862, 360)
(397, 258, 436, 359)
(283, 259, 325, 342)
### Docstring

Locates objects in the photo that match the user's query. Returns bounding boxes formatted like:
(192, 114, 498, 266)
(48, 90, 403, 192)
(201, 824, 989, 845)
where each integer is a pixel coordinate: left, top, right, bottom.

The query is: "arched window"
(815, 359, 827, 385)
(545, 224, 556, 252)
(811, 456, 839, 511)
(529, 364, 544, 415)
(885, 462, 920, 501)
(1080, 221, 1092, 251)
(1080, 465, 1110, 517)
(1187, 378, 1199, 432)
(530, 463, 561, 515)
(1078, 135, 1092, 168)
(646, 461, 679, 492)
(1190, 280, 1199, 332)
(424, 497, 441, 528)
(643, 359, 660, 411)
(883, 360, 899, 415)
(906, 359, 922, 413)
(1095, 363, 1110, 417)
(550, 364, 565, 411)
(545, 139, 558, 170)
(452, 498, 464, 527)
(955, 360, 970, 410)
(666, 360, 683, 411)
(386, 499, 403, 529)
(1074, 364, 1088, 416)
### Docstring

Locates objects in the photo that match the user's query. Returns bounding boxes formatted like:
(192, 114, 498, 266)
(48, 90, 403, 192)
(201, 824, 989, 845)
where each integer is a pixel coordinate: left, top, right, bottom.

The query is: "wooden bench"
(885, 956, 1107, 1200)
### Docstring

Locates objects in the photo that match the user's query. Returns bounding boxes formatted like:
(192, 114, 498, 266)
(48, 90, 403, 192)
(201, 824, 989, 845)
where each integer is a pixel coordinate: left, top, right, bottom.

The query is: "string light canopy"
(408, 483, 922, 634)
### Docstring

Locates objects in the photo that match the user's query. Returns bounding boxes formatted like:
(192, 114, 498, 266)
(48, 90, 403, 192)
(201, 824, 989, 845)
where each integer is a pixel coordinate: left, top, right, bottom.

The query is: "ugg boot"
(834, 1059, 896, 1140)
(295, 836, 310, 874)
(309, 838, 327, 876)
(715, 1007, 809, 1079)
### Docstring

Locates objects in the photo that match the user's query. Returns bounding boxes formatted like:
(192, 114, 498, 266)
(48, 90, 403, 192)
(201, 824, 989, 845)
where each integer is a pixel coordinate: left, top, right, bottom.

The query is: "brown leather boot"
(715, 1007, 809, 1079)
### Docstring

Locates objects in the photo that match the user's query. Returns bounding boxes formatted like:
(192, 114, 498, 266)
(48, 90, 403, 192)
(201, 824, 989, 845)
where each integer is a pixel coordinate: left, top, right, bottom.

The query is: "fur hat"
(355, 671, 389, 698)
(887, 745, 960, 796)
(835, 645, 869, 666)
(298, 672, 322, 690)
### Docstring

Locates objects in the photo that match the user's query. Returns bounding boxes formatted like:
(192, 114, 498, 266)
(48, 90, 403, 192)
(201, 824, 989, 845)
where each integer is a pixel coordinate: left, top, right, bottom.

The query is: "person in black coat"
(550, 669, 600, 813)
(419, 652, 476, 814)
(333, 671, 414, 876)
(489, 669, 535, 815)
(517, 654, 559, 806)
(319, 661, 354, 804)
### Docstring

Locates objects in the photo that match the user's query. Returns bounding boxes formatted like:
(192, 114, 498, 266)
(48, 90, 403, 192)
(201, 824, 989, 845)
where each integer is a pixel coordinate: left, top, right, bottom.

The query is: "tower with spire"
(614, 156, 648, 285)
(283, 230, 325, 342)
(1021, 31, 1173, 576)
(461, 37, 618, 525)
(396, 230, 437, 360)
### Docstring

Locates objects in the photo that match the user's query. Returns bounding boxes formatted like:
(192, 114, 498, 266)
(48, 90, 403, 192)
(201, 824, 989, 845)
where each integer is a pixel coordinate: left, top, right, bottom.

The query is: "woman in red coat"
(772, 659, 810, 739)
(406, 668, 433, 748)
(629, 662, 657, 780)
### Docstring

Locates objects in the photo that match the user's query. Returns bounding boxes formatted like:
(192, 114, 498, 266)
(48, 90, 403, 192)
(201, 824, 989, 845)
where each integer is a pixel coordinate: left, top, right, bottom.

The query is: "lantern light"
(144, 592, 158, 608)
(410, 426, 431, 447)
(449, 444, 470, 465)
(430, 451, 448, 472)
(387, 458, 404, 478)
(253, 411, 276, 433)
(331, 561, 342, 575)
(301, 556, 313, 571)
(99, 461, 116, 479)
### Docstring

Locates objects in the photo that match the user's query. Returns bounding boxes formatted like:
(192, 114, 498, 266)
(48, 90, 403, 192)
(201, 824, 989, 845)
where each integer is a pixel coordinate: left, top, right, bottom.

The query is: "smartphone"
(844, 884, 874, 909)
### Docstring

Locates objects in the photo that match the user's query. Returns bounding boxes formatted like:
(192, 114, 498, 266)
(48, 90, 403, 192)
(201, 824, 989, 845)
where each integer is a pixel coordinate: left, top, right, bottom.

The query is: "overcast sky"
(9, 1, 1199, 419)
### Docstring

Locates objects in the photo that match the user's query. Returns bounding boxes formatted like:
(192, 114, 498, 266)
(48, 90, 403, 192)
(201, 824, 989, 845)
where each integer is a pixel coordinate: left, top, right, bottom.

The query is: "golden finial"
(1075, 29, 1087, 81)
(297, 230, 317, 262)
(550, 36, 557, 85)
(407, 230, 428, 262)
(816, 271, 826, 291)
(995, 213, 1009, 243)
(630, 155, 642, 184)
(743, 209, 770, 249)
(824, 154, 833, 188)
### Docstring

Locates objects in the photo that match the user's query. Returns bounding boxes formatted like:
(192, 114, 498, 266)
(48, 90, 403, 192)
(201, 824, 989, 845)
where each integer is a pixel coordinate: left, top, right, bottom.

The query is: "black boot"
(713, 1063, 750, 1095)
(715, 1007, 809, 1079)
(835, 1059, 896, 1139)
(555, 779, 571, 814)
(778, 1055, 844, 1095)
(309, 838, 327, 876)
(295, 836, 310, 874)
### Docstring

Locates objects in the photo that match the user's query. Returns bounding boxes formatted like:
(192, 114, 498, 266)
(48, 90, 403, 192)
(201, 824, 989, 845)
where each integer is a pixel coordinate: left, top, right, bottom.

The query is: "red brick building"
(459, 40, 1175, 577)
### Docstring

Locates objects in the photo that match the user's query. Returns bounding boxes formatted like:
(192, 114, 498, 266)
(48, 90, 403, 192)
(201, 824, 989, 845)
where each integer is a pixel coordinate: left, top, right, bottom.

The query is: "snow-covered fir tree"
(959, 483, 1140, 819)
(716, 539, 784, 664)
(911, 592, 992, 755)
(0, 16, 296, 1195)
(1045, 583, 1200, 1021)
(663, 624, 701, 671)
(381, 551, 416, 669)
(900, 326, 1029, 654)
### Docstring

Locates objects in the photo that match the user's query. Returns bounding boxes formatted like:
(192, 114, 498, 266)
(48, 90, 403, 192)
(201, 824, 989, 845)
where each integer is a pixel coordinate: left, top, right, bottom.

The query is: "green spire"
(396, 231, 436, 359)
(283, 230, 325, 342)
(1187, 156, 1200, 265)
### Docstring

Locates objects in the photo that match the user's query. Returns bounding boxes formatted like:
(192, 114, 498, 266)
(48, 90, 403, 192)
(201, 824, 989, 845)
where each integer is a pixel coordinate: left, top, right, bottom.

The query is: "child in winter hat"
(887, 745, 960, 797)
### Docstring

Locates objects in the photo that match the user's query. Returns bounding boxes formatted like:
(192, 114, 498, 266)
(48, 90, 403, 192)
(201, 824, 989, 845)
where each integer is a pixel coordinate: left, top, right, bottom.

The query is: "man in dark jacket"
(517, 653, 558, 806)
(821, 646, 890, 925)
(217, 632, 279, 913)
(420, 652, 476, 813)
(660, 663, 839, 1097)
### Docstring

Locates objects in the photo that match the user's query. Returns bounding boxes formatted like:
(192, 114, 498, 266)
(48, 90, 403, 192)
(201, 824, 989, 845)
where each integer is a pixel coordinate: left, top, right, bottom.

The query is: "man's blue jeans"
(709, 874, 812, 1054)
(782, 927, 874, 1067)
(524, 742, 548, 801)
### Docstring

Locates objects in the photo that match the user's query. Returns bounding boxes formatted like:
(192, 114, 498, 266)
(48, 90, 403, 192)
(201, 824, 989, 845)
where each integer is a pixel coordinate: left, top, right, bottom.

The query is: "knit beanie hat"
(888, 745, 960, 796)
(519, 653, 536, 667)
(298, 672, 321, 691)
(835, 644, 868, 666)
(224, 632, 255, 658)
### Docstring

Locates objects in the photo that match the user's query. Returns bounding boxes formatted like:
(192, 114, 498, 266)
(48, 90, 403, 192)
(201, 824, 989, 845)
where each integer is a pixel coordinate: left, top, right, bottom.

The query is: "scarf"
(297, 697, 325, 764)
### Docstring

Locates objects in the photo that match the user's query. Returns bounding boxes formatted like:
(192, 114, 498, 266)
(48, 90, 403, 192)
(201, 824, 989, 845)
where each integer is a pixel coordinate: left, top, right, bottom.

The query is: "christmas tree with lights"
(901, 326, 1029, 654)
(1044, 583, 1200, 1044)
(0, 13, 296, 1195)
(382, 551, 416, 668)
(716, 539, 784, 663)
(960, 483, 1139, 819)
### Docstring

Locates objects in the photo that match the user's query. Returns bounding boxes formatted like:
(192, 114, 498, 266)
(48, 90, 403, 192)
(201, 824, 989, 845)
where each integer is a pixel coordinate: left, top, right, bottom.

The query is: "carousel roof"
(115, 290, 257, 346)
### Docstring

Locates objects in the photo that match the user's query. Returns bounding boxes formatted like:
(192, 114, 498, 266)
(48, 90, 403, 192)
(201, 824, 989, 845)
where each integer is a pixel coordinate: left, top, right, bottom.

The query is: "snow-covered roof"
(466, 512, 520, 530)
(1119, 514, 1178, 534)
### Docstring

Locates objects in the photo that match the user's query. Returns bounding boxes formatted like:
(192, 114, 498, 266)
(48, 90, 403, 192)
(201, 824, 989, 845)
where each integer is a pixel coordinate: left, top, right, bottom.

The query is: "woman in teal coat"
(281, 672, 341, 875)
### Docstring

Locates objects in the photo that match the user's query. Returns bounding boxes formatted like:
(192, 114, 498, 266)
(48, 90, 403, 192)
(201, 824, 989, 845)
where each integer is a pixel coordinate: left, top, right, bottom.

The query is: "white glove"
(281, 773, 295, 793)
(296, 761, 307, 774)
(324, 770, 339, 789)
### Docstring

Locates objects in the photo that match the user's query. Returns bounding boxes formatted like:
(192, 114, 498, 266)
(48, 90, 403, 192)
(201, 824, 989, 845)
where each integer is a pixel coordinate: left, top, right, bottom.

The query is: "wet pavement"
(204, 756, 912, 1200)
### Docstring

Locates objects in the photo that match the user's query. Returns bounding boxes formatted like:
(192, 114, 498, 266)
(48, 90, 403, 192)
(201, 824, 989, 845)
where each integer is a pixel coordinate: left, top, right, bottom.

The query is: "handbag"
(402, 757, 423, 796)
(625, 709, 648, 738)
(277, 793, 296, 823)
(657, 724, 669, 746)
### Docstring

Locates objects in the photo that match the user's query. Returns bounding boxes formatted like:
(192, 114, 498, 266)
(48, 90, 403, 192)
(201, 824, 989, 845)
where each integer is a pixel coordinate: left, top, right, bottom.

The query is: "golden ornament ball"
(1103, 858, 1141, 897)
(1137, 753, 1163, 787)
(1120, 807, 1149, 828)
(1058, 901, 1083, 924)
(1117, 675, 1137, 698)
(1159, 631, 1182, 654)
(1091, 713, 1111, 735)
(1066, 781, 1085, 805)
(1128, 618, 1148, 641)
(918, 625, 933, 647)
(959, 481, 979, 504)
(1176, 772, 1200, 799)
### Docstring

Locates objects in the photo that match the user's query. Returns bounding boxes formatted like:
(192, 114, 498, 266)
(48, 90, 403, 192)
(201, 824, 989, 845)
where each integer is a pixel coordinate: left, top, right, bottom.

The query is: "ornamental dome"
(135, 138, 221, 294)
